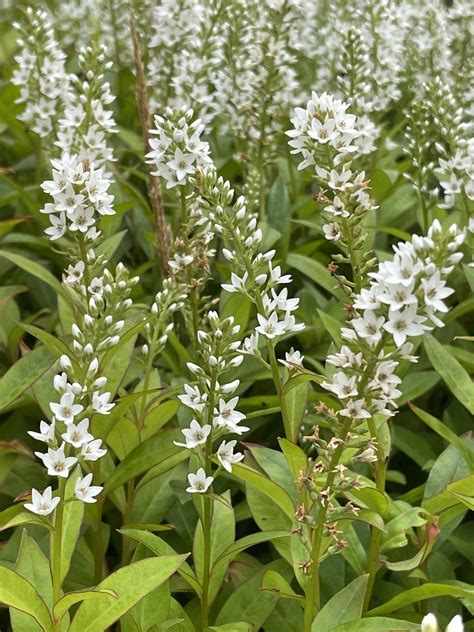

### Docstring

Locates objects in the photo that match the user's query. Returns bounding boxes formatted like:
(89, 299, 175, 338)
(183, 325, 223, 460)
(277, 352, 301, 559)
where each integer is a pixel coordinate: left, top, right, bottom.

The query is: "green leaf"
(194, 490, 235, 604)
(368, 582, 474, 616)
(317, 309, 343, 345)
(424, 335, 474, 414)
(409, 404, 474, 469)
(20, 323, 72, 358)
(0, 345, 56, 412)
(331, 618, 419, 631)
(0, 566, 52, 631)
(53, 589, 117, 623)
(283, 378, 307, 442)
(278, 439, 307, 480)
(267, 176, 291, 256)
(312, 575, 368, 631)
(213, 530, 290, 570)
(384, 542, 428, 572)
(260, 569, 304, 603)
(287, 253, 342, 298)
(61, 469, 85, 583)
(209, 624, 254, 632)
(215, 561, 284, 628)
(281, 370, 324, 396)
(10, 530, 53, 632)
(119, 528, 200, 594)
(0, 504, 53, 532)
(0, 217, 29, 238)
(68, 555, 187, 632)
(231, 462, 295, 518)
(0, 250, 68, 301)
(104, 430, 188, 494)
(95, 229, 127, 259)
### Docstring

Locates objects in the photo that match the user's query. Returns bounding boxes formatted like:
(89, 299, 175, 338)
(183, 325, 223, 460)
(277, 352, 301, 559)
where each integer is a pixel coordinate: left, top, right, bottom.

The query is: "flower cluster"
(288, 92, 378, 293)
(147, 0, 223, 124)
(195, 167, 305, 351)
(146, 107, 212, 189)
(26, 253, 139, 515)
(56, 44, 117, 166)
(40, 153, 114, 240)
(176, 311, 246, 493)
(321, 221, 464, 428)
(12, 8, 70, 140)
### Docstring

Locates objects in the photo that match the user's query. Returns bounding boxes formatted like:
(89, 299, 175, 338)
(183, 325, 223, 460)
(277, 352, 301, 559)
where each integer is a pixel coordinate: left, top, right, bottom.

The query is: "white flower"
(240, 333, 259, 356)
(269, 288, 299, 312)
(186, 467, 213, 493)
(421, 613, 464, 632)
(383, 305, 428, 346)
(321, 372, 358, 399)
(80, 439, 107, 461)
(62, 419, 93, 448)
(256, 312, 286, 339)
(378, 281, 418, 311)
(217, 440, 244, 473)
(28, 419, 56, 445)
(75, 473, 103, 503)
(422, 271, 454, 313)
(351, 310, 385, 346)
(279, 348, 304, 370)
(50, 392, 83, 424)
(339, 399, 371, 420)
(174, 419, 212, 449)
(446, 615, 464, 632)
(222, 271, 248, 294)
(323, 222, 341, 241)
(24, 486, 60, 516)
(353, 286, 381, 311)
(213, 397, 247, 432)
(178, 384, 207, 413)
(91, 391, 114, 414)
(45, 212, 67, 240)
(35, 443, 77, 477)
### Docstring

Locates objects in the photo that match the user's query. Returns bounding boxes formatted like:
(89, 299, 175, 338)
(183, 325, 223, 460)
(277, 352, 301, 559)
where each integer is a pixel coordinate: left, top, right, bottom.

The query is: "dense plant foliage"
(0, 1, 473, 631)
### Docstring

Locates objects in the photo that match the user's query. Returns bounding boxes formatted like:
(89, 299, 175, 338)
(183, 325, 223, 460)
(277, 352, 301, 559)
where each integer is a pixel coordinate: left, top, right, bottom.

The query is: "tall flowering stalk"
(16, 14, 139, 605)
(287, 91, 378, 294)
(300, 220, 464, 629)
(193, 166, 305, 441)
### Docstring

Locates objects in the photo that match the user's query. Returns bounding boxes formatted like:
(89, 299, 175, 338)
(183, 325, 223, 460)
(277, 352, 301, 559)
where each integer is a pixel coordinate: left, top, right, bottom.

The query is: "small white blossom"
(186, 467, 213, 493)
(25, 486, 60, 516)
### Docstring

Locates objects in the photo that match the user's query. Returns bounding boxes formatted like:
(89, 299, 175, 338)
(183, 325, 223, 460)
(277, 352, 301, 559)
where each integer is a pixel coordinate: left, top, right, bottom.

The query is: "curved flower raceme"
(176, 311, 246, 492)
(321, 220, 464, 445)
(146, 107, 212, 189)
(287, 91, 379, 294)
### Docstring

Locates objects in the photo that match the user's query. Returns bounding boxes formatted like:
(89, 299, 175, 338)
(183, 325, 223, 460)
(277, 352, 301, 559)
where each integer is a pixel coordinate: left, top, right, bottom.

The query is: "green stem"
(304, 339, 386, 630)
(93, 461, 104, 583)
(303, 419, 352, 632)
(363, 419, 387, 612)
(180, 188, 199, 348)
(200, 366, 218, 629)
(266, 340, 292, 440)
(51, 478, 67, 626)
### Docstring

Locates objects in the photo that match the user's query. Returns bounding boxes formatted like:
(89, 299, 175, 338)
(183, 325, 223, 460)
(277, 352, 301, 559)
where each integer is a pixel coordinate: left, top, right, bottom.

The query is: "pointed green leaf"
(312, 575, 368, 631)
(331, 618, 419, 631)
(424, 335, 474, 414)
(119, 528, 200, 594)
(0, 566, 52, 631)
(0, 345, 56, 411)
(368, 582, 474, 616)
(68, 555, 187, 632)
(53, 589, 116, 622)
